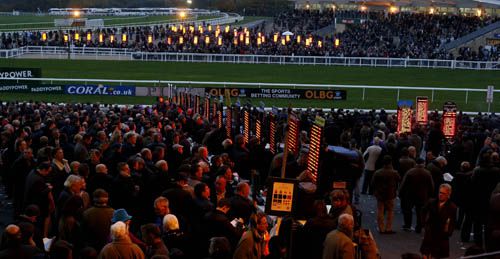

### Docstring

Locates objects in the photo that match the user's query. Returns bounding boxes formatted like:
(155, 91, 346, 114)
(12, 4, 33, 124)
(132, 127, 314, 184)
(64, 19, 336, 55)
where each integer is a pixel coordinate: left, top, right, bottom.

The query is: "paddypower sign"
(0, 67, 41, 79)
(0, 83, 64, 93)
(205, 88, 347, 100)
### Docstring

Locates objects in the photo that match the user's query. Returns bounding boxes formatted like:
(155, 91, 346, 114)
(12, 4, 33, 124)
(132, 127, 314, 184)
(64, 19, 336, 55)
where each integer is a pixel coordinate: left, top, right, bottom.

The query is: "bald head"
(96, 164, 108, 174)
(5, 224, 20, 235)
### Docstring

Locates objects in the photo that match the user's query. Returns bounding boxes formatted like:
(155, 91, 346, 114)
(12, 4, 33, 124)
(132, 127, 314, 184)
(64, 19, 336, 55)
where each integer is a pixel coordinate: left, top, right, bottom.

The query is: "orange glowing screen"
(397, 107, 412, 134)
(226, 107, 232, 139)
(243, 110, 250, 144)
(442, 112, 457, 139)
(416, 97, 428, 125)
(287, 116, 299, 155)
(269, 114, 276, 154)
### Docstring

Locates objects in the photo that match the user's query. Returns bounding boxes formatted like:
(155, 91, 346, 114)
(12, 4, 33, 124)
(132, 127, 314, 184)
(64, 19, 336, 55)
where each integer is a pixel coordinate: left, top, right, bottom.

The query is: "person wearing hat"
(82, 189, 115, 251)
(111, 208, 147, 252)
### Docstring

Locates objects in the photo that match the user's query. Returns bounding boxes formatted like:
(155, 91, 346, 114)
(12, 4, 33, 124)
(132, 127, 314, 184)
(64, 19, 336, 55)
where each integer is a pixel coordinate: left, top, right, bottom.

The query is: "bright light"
(86, 32, 91, 42)
(179, 36, 184, 44)
(63, 34, 69, 43)
(179, 11, 186, 19)
(334, 38, 340, 47)
(281, 38, 286, 45)
(332, 5, 336, 11)
(360, 5, 367, 12)
(73, 10, 80, 18)
(389, 6, 398, 13)
(41, 32, 47, 41)
(187, 0, 192, 4)
(148, 35, 153, 44)
(110, 35, 115, 43)
(74, 32, 80, 41)
(305, 4, 310, 9)
(218, 37, 222, 46)
(297, 35, 301, 44)
(476, 9, 482, 16)
(98, 33, 103, 43)
(429, 7, 435, 14)
(121, 33, 127, 42)
(205, 36, 210, 44)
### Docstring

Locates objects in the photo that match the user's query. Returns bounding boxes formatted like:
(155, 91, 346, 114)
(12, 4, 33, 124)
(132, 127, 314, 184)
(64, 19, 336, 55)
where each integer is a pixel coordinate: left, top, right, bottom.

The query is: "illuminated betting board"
(442, 112, 456, 139)
(397, 107, 412, 134)
(226, 107, 232, 139)
(307, 117, 324, 179)
(287, 115, 299, 155)
(217, 110, 222, 129)
(243, 110, 250, 144)
(204, 98, 210, 120)
(256, 119, 261, 144)
(442, 101, 457, 139)
(212, 103, 217, 122)
(269, 114, 276, 154)
(195, 95, 200, 115)
(416, 97, 428, 125)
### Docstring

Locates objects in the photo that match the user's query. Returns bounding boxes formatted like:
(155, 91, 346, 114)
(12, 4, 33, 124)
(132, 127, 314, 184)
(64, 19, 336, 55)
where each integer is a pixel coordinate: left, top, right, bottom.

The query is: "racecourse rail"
(0, 46, 498, 71)
(0, 77, 497, 106)
(0, 12, 242, 32)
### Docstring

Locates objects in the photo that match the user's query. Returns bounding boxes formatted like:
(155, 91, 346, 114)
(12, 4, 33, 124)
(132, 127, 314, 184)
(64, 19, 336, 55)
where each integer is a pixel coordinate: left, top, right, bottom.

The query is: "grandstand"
(47, 7, 221, 16)
(0, 3, 500, 259)
(1, 7, 498, 61)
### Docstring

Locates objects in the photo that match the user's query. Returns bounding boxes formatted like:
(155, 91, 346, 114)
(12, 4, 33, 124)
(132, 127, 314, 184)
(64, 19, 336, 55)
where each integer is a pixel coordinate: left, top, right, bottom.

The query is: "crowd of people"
(0, 99, 499, 258)
(0, 9, 498, 60)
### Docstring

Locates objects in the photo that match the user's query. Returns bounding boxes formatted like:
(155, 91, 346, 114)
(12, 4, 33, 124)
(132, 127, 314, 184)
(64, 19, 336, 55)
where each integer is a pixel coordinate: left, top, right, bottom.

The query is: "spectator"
(82, 189, 115, 251)
(371, 155, 400, 234)
(98, 221, 145, 259)
(322, 213, 355, 259)
(399, 158, 434, 233)
(420, 184, 457, 259)
(233, 212, 269, 259)
(141, 223, 170, 259)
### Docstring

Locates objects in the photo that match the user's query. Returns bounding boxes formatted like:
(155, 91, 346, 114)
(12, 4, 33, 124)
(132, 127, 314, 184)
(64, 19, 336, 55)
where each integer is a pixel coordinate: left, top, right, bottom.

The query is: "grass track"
(0, 59, 498, 111)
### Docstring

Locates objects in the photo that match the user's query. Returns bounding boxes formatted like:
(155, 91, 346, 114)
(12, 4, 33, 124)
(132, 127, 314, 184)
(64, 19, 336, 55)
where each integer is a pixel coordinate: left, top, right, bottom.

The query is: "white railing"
(1, 46, 498, 70)
(1, 77, 497, 105)
(0, 13, 242, 32)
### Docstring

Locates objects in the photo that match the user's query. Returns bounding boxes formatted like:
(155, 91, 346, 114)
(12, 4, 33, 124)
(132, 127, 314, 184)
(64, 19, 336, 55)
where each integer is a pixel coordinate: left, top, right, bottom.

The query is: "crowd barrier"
(1, 46, 498, 70)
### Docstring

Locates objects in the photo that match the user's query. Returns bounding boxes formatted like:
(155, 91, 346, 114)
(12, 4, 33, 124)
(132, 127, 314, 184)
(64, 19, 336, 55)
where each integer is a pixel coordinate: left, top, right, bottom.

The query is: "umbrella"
(282, 31, 294, 36)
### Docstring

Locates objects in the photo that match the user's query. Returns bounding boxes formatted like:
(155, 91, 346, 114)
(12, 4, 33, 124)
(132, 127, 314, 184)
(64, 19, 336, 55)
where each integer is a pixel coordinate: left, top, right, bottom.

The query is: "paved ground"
(358, 194, 470, 258)
(0, 183, 473, 258)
